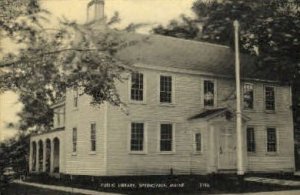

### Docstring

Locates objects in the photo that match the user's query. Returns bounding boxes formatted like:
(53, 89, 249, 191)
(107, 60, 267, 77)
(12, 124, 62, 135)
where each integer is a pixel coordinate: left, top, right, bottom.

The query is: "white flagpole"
(233, 20, 244, 175)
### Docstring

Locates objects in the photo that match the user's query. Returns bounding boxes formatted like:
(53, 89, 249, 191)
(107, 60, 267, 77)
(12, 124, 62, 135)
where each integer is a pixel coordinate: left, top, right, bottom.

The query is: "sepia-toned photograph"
(0, 0, 300, 194)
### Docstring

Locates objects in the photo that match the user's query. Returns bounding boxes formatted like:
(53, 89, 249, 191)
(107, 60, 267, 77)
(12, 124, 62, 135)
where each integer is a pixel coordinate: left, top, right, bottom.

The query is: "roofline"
(50, 100, 65, 109)
(133, 63, 283, 84)
(148, 33, 230, 49)
(30, 127, 65, 138)
(189, 107, 251, 122)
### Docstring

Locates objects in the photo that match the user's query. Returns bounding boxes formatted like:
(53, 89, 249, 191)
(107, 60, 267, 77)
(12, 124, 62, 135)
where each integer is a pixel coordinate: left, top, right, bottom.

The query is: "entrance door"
(218, 127, 236, 170)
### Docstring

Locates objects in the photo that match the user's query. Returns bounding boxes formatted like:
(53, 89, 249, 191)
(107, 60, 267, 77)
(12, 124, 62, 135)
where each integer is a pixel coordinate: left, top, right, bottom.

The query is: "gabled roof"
(114, 32, 271, 80)
(189, 108, 227, 120)
(188, 107, 250, 121)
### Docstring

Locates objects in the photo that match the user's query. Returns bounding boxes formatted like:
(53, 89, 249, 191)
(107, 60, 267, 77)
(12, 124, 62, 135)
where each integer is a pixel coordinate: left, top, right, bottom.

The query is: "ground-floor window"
(247, 127, 256, 152)
(195, 133, 202, 152)
(160, 124, 173, 152)
(130, 123, 144, 151)
(267, 127, 277, 152)
(90, 123, 96, 152)
(72, 127, 77, 153)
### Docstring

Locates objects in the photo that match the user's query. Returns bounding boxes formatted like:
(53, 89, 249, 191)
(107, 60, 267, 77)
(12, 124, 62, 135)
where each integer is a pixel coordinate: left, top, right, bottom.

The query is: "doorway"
(218, 127, 236, 170)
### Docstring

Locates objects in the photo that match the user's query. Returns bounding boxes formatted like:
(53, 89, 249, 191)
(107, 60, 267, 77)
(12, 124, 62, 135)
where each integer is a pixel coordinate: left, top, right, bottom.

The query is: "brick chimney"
(86, 0, 105, 23)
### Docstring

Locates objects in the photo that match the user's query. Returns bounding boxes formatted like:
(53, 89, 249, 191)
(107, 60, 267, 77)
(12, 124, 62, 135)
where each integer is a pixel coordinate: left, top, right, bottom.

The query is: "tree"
(0, 1, 134, 131)
(153, 0, 300, 127)
(0, 133, 30, 174)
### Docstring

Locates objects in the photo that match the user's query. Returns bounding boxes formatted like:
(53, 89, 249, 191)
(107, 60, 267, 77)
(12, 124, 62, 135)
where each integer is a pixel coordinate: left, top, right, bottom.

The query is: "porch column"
(208, 125, 217, 173)
(29, 141, 33, 172)
(50, 140, 54, 173)
(36, 142, 39, 171)
(43, 140, 47, 172)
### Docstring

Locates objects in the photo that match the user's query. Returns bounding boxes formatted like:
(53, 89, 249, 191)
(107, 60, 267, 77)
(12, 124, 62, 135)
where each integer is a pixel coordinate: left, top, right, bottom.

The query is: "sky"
(0, 0, 196, 141)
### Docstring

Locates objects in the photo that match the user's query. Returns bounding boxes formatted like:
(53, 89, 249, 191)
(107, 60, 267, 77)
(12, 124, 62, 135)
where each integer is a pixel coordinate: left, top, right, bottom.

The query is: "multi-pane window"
(131, 73, 144, 101)
(204, 80, 214, 106)
(90, 123, 96, 152)
(57, 112, 61, 127)
(265, 86, 275, 110)
(72, 127, 77, 153)
(130, 123, 144, 151)
(73, 89, 78, 108)
(243, 83, 254, 109)
(160, 124, 173, 151)
(195, 133, 202, 152)
(160, 76, 172, 103)
(247, 127, 255, 152)
(267, 128, 277, 152)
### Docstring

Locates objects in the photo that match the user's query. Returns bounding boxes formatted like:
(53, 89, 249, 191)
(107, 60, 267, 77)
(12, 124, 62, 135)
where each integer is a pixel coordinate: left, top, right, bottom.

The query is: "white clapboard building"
(29, 0, 295, 176)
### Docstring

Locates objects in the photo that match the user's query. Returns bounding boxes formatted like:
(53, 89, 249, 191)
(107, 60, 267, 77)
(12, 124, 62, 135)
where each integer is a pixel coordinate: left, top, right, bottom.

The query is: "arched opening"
(38, 140, 43, 172)
(45, 139, 51, 172)
(53, 138, 60, 173)
(32, 142, 37, 171)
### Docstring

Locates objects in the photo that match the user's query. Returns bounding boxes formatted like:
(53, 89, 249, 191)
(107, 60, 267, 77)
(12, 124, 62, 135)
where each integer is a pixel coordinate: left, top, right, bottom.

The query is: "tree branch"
(0, 48, 99, 68)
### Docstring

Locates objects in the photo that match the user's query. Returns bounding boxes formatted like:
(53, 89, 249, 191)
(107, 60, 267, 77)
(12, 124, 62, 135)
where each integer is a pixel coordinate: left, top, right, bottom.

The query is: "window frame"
(264, 85, 276, 111)
(72, 127, 77, 154)
(243, 83, 254, 110)
(203, 79, 216, 107)
(266, 127, 278, 153)
(128, 122, 147, 154)
(158, 122, 175, 154)
(73, 88, 79, 109)
(246, 127, 256, 153)
(57, 110, 61, 127)
(129, 72, 145, 103)
(158, 74, 175, 105)
(90, 122, 97, 153)
(194, 132, 203, 154)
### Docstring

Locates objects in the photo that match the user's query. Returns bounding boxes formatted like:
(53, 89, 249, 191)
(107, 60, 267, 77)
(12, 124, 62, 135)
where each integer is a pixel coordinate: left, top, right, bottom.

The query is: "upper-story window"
(243, 83, 254, 109)
(160, 75, 172, 103)
(265, 86, 275, 111)
(90, 123, 96, 152)
(73, 89, 78, 108)
(267, 127, 277, 152)
(72, 127, 77, 153)
(160, 123, 173, 152)
(130, 123, 144, 151)
(131, 72, 144, 101)
(247, 127, 255, 152)
(57, 111, 61, 127)
(204, 80, 214, 107)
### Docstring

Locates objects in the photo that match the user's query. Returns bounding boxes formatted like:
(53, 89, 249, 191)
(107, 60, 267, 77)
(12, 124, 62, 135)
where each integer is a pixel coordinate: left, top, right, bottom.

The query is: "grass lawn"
(0, 183, 83, 195)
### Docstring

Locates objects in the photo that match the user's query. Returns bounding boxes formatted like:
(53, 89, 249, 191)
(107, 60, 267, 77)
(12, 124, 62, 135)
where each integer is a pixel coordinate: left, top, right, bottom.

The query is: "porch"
(29, 128, 64, 174)
(189, 108, 249, 174)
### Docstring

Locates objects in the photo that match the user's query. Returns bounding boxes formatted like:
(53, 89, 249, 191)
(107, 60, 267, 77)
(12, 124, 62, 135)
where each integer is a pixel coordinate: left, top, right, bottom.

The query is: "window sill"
(89, 151, 96, 155)
(265, 110, 276, 114)
(193, 151, 203, 155)
(129, 100, 146, 105)
(265, 152, 278, 156)
(129, 151, 147, 155)
(247, 152, 257, 156)
(158, 151, 175, 155)
(72, 108, 79, 112)
(243, 109, 256, 112)
(72, 152, 77, 156)
(204, 106, 215, 109)
(159, 103, 175, 107)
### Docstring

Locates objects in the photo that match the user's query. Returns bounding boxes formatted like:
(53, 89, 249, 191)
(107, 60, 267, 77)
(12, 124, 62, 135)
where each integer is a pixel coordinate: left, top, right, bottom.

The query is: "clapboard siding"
(59, 65, 294, 176)
(104, 67, 294, 175)
(64, 90, 106, 176)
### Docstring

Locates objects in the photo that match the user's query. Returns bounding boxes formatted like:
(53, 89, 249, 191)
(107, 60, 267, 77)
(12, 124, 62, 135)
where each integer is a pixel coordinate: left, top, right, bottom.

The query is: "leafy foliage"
(0, 1, 132, 131)
(153, 0, 300, 125)
(0, 133, 30, 174)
